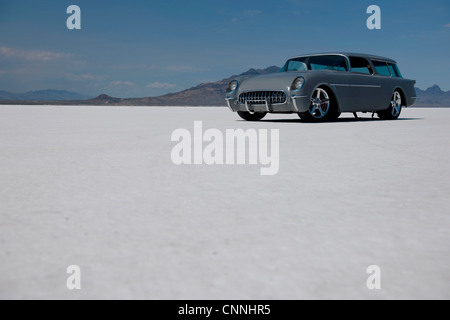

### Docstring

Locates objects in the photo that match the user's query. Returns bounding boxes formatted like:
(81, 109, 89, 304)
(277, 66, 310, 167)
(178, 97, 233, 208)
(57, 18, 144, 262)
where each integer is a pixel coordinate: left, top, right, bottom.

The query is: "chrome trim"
(292, 99, 299, 112)
(351, 84, 381, 88)
(410, 96, 418, 99)
(225, 97, 235, 111)
(238, 90, 287, 106)
(245, 98, 271, 112)
(264, 99, 270, 112)
(244, 100, 252, 113)
(331, 83, 381, 88)
(291, 95, 308, 112)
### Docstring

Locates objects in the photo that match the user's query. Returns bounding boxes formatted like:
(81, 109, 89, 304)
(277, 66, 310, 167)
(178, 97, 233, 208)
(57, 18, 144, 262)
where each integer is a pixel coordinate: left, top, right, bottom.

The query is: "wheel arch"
(311, 83, 341, 113)
(393, 87, 407, 107)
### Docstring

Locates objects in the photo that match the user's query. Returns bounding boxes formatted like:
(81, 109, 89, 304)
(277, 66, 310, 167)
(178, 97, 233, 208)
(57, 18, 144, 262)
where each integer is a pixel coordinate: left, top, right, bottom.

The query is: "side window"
(372, 60, 391, 76)
(387, 63, 402, 78)
(309, 55, 348, 71)
(349, 57, 373, 74)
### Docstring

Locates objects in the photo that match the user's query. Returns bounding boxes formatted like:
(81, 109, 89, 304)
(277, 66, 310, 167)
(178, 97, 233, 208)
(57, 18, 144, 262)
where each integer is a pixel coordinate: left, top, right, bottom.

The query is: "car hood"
(238, 71, 310, 91)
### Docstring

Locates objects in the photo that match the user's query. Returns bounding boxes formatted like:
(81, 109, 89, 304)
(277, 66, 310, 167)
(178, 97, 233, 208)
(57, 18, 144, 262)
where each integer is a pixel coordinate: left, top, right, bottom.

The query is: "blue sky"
(0, 0, 449, 97)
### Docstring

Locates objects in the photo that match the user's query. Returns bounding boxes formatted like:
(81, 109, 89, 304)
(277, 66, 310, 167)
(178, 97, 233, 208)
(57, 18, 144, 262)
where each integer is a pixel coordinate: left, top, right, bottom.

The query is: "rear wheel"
(298, 87, 336, 122)
(377, 90, 402, 120)
(237, 111, 267, 121)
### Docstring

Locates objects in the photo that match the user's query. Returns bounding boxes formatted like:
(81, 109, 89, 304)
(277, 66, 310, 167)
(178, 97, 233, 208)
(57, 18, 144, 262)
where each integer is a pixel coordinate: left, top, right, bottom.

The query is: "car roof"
(289, 52, 397, 64)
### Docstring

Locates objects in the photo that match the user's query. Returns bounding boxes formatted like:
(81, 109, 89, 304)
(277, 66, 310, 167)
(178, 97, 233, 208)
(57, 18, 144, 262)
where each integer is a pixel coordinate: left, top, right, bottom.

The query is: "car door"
(371, 60, 397, 110)
(307, 55, 352, 112)
(348, 56, 382, 111)
(328, 72, 352, 112)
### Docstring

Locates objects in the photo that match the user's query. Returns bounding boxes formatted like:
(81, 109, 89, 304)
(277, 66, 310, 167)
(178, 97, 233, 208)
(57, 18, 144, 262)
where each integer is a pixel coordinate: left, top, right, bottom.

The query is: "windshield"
(281, 55, 348, 72)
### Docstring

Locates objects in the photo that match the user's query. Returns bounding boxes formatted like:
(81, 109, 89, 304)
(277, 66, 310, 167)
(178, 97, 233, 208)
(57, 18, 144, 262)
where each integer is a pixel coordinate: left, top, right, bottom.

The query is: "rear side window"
(372, 60, 391, 76)
(387, 63, 402, 78)
(349, 57, 373, 74)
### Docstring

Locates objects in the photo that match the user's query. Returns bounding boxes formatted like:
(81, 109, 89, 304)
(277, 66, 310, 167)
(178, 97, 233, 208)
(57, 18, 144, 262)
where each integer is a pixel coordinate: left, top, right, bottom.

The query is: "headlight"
(291, 77, 305, 91)
(226, 80, 238, 93)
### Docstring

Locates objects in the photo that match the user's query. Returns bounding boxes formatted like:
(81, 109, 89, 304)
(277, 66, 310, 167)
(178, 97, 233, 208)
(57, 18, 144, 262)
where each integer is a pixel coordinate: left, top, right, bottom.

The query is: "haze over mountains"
(414, 85, 450, 107)
(1, 67, 449, 107)
(0, 90, 91, 101)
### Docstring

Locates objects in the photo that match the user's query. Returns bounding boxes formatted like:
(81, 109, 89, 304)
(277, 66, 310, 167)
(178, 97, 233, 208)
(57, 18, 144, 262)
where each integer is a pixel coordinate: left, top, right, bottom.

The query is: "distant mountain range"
(1, 67, 449, 107)
(413, 85, 450, 107)
(0, 89, 92, 101)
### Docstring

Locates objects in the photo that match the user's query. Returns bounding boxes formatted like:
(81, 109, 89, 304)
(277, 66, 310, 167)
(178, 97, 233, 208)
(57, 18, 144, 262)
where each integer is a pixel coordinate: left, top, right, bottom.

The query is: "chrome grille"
(239, 91, 287, 105)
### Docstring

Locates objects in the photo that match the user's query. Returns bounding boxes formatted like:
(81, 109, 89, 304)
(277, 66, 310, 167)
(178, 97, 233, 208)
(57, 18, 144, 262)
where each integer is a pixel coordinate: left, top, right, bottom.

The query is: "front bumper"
(226, 94, 310, 113)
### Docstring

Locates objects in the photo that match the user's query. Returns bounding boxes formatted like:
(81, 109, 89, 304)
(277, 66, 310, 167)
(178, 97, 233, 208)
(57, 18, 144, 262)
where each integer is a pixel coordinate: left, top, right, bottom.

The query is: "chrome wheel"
(390, 91, 402, 118)
(309, 88, 330, 119)
(377, 90, 403, 120)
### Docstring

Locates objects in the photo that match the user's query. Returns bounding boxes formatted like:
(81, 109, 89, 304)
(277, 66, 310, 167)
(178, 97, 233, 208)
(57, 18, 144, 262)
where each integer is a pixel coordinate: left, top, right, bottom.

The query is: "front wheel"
(377, 91, 402, 120)
(298, 87, 336, 122)
(237, 111, 267, 121)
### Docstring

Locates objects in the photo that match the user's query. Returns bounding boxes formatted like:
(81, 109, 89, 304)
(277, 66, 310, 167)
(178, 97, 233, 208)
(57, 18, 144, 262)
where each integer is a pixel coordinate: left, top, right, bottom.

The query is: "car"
(225, 53, 417, 122)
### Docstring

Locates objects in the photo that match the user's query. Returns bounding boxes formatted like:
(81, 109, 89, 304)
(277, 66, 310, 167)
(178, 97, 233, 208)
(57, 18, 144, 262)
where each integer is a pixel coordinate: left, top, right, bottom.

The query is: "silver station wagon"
(225, 53, 417, 122)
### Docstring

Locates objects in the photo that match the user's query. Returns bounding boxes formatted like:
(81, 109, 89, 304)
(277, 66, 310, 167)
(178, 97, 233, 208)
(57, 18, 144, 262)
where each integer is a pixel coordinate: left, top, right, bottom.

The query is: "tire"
(328, 111, 341, 121)
(237, 111, 267, 121)
(377, 90, 402, 120)
(298, 87, 336, 122)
